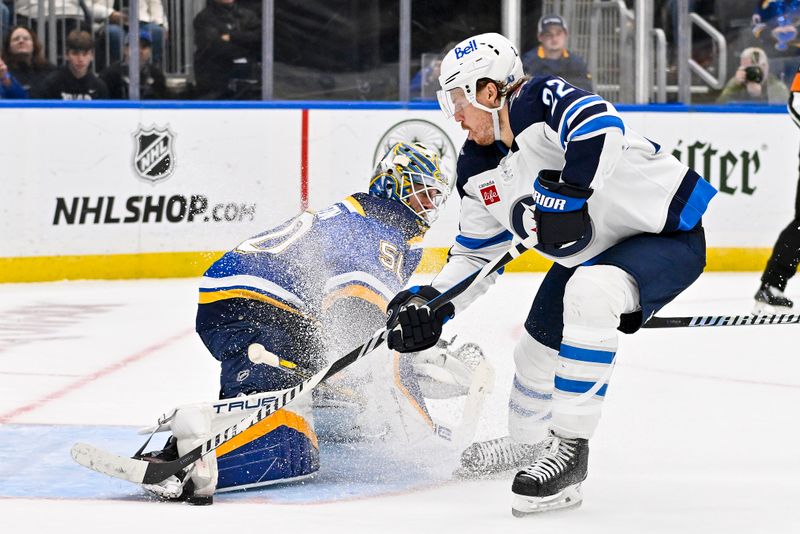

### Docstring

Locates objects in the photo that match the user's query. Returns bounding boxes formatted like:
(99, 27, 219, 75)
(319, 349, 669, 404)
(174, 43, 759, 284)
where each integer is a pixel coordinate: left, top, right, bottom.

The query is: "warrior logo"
(132, 124, 176, 184)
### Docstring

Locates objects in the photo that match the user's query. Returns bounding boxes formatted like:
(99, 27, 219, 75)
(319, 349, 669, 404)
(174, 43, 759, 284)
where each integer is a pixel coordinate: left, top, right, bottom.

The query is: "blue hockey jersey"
(196, 192, 426, 331)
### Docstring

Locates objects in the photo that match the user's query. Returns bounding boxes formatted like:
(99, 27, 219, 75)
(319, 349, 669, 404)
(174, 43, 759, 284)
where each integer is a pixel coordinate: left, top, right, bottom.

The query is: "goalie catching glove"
(386, 285, 455, 353)
(411, 336, 486, 399)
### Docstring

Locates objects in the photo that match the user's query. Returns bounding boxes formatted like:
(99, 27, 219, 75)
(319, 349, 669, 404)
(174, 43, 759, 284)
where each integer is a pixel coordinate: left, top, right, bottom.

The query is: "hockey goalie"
(109, 142, 493, 503)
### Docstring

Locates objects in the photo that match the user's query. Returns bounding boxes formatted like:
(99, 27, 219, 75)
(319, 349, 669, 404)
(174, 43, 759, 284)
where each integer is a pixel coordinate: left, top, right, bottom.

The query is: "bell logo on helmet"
(454, 39, 478, 59)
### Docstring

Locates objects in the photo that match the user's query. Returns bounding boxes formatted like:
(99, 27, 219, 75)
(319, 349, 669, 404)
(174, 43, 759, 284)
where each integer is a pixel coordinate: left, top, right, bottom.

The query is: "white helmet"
(437, 33, 524, 119)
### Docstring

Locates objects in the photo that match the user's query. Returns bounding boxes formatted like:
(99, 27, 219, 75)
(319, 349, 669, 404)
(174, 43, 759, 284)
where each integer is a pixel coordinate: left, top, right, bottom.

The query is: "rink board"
(0, 101, 796, 281)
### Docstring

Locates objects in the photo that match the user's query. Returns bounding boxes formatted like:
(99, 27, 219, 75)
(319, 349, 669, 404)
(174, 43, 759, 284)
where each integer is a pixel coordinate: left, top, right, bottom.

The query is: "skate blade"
(511, 483, 583, 516)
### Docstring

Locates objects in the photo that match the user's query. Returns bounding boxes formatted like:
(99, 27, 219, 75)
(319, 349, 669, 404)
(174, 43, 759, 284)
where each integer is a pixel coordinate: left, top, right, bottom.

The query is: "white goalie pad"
(312, 337, 494, 448)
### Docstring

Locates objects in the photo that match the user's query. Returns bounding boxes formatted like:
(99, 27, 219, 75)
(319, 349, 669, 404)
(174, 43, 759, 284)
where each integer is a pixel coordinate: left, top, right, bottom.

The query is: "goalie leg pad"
(172, 403, 219, 498)
(216, 395, 319, 491)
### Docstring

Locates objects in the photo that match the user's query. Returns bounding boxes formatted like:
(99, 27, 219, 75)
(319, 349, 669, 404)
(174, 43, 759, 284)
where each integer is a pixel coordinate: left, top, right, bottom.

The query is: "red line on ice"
(0, 328, 194, 424)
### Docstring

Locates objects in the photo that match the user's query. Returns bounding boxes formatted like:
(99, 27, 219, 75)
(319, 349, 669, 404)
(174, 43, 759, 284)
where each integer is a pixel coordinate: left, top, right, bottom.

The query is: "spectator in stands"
(135, 0, 169, 67)
(1, 26, 56, 95)
(14, 0, 125, 68)
(100, 30, 166, 99)
(717, 47, 789, 104)
(193, 0, 261, 100)
(410, 42, 459, 100)
(522, 14, 592, 91)
(0, 56, 27, 98)
(32, 30, 108, 100)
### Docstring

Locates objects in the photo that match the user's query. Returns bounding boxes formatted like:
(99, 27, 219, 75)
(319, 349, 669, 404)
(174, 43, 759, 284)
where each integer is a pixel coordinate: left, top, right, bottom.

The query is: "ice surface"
(1, 273, 798, 533)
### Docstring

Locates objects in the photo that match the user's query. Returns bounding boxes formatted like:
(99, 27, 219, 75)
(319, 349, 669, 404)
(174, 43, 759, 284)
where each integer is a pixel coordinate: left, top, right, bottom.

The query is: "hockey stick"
(71, 236, 535, 485)
(248, 343, 364, 400)
(643, 313, 800, 329)
(450, 358, 495, 447)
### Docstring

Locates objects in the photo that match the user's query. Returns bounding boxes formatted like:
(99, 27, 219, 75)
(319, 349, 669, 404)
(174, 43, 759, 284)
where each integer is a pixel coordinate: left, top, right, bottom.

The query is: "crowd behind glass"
(0, 0, 799, 104)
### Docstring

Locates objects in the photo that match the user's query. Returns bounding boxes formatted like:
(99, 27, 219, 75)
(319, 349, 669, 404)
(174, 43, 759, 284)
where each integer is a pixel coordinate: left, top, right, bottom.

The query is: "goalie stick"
(643, 312, 800, 329)
(71, 236, 535, 486)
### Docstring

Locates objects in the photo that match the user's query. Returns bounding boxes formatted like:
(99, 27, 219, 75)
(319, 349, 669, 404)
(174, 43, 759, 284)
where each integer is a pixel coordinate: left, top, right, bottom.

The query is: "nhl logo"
(132, 124, 176, 183)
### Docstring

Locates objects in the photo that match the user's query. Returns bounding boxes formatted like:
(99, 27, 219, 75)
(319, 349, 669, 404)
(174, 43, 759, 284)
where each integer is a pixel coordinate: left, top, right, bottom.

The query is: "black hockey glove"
(386, 285, 455, 353)
(532, 172, 594, 247)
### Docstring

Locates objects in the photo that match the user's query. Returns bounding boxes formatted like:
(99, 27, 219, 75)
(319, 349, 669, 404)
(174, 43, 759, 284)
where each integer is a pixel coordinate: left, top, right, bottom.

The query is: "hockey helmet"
(437, 33, 524, 119)
(369, 142, 453, 225)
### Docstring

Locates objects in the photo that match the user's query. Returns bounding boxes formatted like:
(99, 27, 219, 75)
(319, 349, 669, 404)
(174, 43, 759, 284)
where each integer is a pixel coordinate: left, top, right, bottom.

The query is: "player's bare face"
(452, 88, 495, 146)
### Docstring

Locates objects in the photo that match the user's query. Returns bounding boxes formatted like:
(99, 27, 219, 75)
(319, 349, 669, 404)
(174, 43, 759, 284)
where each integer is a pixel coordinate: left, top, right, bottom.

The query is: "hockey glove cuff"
(386, 285, 455, 353)
(532, 174, 593, 247)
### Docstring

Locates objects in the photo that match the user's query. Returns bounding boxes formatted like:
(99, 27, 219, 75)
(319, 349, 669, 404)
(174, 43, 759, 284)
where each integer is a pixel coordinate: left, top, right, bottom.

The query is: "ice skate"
(753, 283, 794, 314)
(457, 436, 543, 478)
(135, 436, 195, 501)
(510, 432, 588, 516)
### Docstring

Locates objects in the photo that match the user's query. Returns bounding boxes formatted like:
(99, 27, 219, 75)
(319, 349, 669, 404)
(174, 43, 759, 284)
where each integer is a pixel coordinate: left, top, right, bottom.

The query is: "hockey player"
(753, 64, 800, 312)
(385, 34, 717, 515)
(138, 142, 490, 504)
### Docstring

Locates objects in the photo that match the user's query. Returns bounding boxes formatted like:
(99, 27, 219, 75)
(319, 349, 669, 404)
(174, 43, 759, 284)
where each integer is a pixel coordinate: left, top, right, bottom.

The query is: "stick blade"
(452, 359, 495, 446)
(71, 442, 149, 484)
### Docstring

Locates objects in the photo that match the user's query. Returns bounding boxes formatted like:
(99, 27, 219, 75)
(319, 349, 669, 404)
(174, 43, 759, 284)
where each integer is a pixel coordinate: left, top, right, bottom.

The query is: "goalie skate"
(510, 432, 588, 516)
(135, 436, 193, 501)
(457, 436, 542, 478)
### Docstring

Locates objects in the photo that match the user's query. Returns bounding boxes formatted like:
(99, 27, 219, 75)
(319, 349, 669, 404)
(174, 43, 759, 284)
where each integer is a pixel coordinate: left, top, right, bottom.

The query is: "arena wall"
(0, 101, 795, 282)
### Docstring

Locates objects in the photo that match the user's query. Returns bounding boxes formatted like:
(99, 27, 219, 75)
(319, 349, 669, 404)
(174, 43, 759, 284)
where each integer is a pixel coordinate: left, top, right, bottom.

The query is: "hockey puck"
(187, 495, 213, 506)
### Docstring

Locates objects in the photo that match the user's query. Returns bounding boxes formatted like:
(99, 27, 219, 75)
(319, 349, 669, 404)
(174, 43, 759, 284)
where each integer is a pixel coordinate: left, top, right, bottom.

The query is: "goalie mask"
(369, 142, 453, 225)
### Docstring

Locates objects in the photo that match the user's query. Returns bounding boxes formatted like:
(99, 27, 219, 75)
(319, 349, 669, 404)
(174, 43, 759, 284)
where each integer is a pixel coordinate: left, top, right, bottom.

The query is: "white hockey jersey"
(432, 76, 717, 311)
